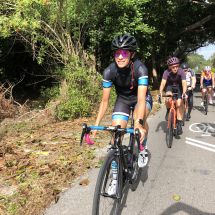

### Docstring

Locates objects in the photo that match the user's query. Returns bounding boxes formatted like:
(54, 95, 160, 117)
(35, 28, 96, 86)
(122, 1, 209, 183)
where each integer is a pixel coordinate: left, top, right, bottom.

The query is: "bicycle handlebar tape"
(85, 133, 94, 145)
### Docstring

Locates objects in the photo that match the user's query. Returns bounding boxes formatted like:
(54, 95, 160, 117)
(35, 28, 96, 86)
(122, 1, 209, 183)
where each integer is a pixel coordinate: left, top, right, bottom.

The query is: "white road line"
(186, 137, 215, 148)
(186, 141, 215, 153)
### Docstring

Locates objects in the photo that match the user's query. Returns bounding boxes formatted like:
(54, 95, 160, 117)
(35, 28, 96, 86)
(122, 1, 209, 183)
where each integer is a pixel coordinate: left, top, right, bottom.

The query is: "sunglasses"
(114, 50, 130, 58)
(170, 64, 179, 69)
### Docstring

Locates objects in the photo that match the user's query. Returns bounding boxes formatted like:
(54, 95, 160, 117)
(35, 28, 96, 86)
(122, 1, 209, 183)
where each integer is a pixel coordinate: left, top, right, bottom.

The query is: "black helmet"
(181, 62, 189, 69)
(111, 33, 137, 51)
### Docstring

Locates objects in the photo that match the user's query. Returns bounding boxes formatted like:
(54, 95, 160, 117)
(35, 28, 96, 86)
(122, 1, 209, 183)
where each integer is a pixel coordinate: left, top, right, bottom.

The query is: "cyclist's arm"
(135, 85, 147, 142)
(200, 77, 203, 86)
(136, 85, 147, 121)
(93, 87, 111, 126)
(93, 66, 112, 127)
(159, 79, 166, 93)
(190, 69, 196, 88)
(191, 77, 196, 88)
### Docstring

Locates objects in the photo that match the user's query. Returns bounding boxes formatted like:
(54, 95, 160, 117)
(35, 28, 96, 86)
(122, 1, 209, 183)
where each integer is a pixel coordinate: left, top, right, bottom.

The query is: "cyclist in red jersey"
(157, 57, 187, 135)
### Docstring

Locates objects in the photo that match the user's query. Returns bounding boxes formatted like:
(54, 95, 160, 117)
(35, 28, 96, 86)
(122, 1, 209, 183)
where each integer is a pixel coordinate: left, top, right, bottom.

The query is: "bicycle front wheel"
(166, 110, 174, 148)
(205, 95, 208, 115)
(92, 149, 123, 215)
(129, 134, 141, 191)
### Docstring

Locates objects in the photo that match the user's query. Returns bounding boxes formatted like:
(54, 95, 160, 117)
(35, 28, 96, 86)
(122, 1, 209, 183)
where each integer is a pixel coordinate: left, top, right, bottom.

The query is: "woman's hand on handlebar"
(134, 123, 146, 143)
(91, 130, 97, 138)
(157, 92, 162, 100)
(182, 92, 188, 100)
(188, 87, 192, 91)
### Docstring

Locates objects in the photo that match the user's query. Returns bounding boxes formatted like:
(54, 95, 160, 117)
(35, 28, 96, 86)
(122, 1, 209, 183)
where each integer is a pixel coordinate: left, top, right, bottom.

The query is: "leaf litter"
(0, 115, 110, 215)
(0, 90, 162, 215)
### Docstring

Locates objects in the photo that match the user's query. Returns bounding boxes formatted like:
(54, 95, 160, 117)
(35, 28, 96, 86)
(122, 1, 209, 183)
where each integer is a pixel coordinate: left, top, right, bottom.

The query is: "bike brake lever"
(80, 123, 87, 146)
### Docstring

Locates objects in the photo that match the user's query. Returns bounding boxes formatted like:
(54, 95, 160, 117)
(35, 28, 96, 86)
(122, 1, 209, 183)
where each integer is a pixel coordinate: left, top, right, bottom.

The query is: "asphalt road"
(45, 89, 215, 215)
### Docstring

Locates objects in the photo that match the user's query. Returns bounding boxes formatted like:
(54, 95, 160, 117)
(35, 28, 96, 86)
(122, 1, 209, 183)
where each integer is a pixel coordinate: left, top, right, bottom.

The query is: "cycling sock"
(111, 161, 117, 180)
(202, 98, 205, 101)
(210, 97, 212, 100)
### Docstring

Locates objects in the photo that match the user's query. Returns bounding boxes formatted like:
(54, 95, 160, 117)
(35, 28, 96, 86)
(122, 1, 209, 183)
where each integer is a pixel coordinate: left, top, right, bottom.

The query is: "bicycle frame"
(205, 88, 210, 104)
(167, 97, 177, 130)
(80, 108, 141, 200)
(184, 98, 188, 114)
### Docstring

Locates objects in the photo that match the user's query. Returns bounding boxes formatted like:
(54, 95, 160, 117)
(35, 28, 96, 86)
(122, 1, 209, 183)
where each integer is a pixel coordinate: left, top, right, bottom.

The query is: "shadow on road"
(160, 202, 214, 215)
(155, 121, 167, 133)
(193, 105, 206, 115)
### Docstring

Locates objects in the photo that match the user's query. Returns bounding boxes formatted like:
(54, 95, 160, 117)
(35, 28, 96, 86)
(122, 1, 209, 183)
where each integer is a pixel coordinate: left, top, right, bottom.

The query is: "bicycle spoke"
(92, 150, 122, 215)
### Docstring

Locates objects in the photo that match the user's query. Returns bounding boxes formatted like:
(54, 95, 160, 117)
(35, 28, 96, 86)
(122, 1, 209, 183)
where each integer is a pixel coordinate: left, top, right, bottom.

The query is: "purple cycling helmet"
(167, 57, 179, 66)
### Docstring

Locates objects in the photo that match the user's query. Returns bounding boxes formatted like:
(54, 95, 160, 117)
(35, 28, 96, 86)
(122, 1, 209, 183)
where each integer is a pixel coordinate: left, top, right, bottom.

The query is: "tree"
(187, 53, 206, 72)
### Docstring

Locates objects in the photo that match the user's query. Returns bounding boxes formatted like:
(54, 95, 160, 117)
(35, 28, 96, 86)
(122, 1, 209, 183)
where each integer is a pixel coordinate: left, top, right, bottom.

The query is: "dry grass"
(0, 90, 163, 215)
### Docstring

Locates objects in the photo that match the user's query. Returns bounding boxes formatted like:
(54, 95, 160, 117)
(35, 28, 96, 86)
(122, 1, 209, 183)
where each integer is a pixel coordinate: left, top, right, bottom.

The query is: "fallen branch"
(28, 102, 60, 121)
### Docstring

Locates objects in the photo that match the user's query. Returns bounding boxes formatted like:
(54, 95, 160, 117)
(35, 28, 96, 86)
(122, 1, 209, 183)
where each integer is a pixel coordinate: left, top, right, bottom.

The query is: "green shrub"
(57, 65, 103, 120)
(38, 85, 60, 107)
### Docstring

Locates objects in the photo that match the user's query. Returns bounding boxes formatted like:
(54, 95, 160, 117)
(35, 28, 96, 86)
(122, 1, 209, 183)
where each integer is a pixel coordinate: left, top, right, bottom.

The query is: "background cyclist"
(200, 66, 214, 105)
(157, 57, 187, 135)
(181, 62, 196, 119)
(91, 33, 153, 194)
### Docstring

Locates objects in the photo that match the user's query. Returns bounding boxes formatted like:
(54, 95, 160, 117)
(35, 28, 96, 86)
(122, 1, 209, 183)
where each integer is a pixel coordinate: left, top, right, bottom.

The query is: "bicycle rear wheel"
(129, 134, 141, 191)
(92, 149, 123, 215)
(166, 110, 174, 148)
(205, 95, 208, 115)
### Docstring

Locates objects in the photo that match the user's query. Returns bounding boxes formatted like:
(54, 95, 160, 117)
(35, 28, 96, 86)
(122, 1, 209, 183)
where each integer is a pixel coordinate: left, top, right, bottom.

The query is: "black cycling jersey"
(103, 58, 150, 100)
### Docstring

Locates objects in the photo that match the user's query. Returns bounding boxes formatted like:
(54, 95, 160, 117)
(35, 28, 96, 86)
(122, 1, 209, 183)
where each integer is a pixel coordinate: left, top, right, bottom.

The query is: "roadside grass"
(0, 90, 162, 215)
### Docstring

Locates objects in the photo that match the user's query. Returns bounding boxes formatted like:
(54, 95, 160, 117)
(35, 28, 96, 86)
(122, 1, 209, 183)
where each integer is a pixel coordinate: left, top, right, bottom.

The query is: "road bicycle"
(182, 96, 188, 126)
(159, 93, 179, 148)
(202, 86, 213, 115)
(80, 106, 142, 215)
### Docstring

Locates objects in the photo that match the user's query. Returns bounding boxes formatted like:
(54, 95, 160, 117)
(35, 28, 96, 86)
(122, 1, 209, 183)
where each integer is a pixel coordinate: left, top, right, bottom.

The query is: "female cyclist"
(157, 57, 187, 135)
(91, 33, 153, 195)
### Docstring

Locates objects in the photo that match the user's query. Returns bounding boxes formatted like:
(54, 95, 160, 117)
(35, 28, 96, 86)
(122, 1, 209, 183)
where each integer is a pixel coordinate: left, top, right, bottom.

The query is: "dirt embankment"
(0, 90, 162, 215)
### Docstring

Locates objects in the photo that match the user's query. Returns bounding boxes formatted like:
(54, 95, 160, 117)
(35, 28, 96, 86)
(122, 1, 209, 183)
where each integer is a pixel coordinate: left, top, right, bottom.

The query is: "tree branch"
(189, 0, 215, 5)
(167, 14, 215, 42)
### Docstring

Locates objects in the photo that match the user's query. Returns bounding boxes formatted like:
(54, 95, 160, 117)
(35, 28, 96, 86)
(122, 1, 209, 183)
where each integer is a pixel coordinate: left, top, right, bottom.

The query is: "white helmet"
(204, 66, 211, 72)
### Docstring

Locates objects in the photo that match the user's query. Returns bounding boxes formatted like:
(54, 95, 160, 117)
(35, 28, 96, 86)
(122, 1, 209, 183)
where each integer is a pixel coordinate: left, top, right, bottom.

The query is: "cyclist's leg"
(111, 98, 130, 133)
(108, 98, 130, 194)
(165, 85, 173, 121)
(165, 85, 173, 108)
(202, 83, 207, 100)
(133, 94, 152, 167)
(208, 84, 213, 104)
(187, 90, 193, 117)
(174, 85, 183, 135)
